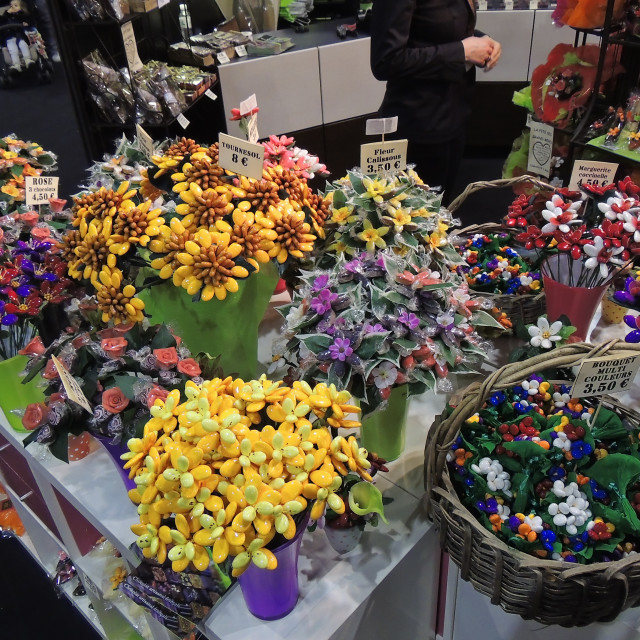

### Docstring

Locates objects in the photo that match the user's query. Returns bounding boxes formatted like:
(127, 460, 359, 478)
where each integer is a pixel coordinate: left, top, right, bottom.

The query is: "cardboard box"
(129, 0, 158, 12)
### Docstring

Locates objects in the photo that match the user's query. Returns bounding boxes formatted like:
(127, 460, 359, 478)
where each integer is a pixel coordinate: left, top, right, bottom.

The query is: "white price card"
(52, 355, 93, 414)
(25, 176, 58, 205)
(505, 0, 514, 9)
(365, 117, 398, 136)
(529, 0, 539, 8)
(218, 133, 264, 181)
(361, 139, 408, 175)
(205, 89, 217, 101)
(217, 51, 230, 65)
(239, 93, 258, 116)
(135, 124, 154, 158)
(568, 160, 618, 191)
(235, 45, 248, 57)
(177, 113, 190, 129)
(527, 120, 554, 178)
(478, 0, 488, 10)
(121, 21, 143, 74)
(571, 355, 640, 399)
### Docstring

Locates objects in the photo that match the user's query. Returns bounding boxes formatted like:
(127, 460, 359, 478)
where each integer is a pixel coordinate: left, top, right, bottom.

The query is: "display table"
(2, 302, 638, 639)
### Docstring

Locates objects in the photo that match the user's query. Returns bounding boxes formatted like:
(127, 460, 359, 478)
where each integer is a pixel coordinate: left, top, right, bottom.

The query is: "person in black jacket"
(370, 0, 501, 205)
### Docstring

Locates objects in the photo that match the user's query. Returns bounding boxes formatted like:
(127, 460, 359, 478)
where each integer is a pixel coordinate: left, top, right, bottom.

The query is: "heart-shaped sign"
(532, 141, 551, 167)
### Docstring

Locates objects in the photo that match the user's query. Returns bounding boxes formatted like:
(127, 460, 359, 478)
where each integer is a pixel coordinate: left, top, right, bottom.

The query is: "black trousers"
(406, 135, 466, 207)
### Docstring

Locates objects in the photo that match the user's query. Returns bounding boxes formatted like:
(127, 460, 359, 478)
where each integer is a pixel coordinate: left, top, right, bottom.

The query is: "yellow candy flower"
(358, 219, 389, 252)
(362, 177, 393, 203)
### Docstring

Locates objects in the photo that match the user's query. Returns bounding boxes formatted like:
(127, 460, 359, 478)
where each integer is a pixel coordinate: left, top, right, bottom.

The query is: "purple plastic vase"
(237, 514, 309, 620)
(95, 435, 137, 492)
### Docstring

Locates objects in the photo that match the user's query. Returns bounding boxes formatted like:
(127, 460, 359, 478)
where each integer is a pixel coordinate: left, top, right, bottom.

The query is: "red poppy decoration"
(531, 44, 623, 128)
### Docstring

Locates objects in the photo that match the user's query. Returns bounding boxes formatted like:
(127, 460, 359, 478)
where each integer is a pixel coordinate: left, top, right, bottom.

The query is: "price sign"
(239, 93, 257, 115)
(505, 0, 514, 9)
(121, 21, 143, 74)
(218, 133, 264, 180)
(478, 0, 488, 10)
(365, 117, 398, 136)
(217, 51, 230, 65)
(571, 355, 640, 399)
(205, 89, 217, 101)
(177, 113, 190, 129)
(527, 120, 554, 178)
(135, 124, 154, 158)
(529, 0, 539, 8)
(52, 355, 93, 414)
(25, 176, 58, 205)
(360, 139, 408, 175)
(235, 45, 248, 57)
(568, 160, 618, 191)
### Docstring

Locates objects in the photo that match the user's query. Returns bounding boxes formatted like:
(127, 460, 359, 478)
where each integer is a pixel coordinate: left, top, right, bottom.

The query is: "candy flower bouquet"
(19, 323, 215, 464)
(124, 375, 384, 618)
(272, 250, 502, 459)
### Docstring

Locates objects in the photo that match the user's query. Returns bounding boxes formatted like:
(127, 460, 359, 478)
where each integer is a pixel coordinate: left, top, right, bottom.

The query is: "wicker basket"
(449, 176, 554, 327)
(424, 340, 640, 627)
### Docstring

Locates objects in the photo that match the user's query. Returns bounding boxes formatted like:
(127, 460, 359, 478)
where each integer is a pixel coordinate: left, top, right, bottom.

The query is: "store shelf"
(586, 133, 640, 164)
(76, 552, 151, 639)
(0, 412, 138, 563)
(2, 482, 63, 573)
(0, 485, 107, 638)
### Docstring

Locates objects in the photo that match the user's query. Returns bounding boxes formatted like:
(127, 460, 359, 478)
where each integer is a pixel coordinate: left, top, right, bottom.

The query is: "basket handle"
(447, 175, 556, 214)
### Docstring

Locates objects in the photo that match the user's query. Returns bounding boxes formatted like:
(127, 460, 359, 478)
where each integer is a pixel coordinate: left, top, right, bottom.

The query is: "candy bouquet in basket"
(123, 375, 386, 620)
(453, 230, 544, 329)
(611, 268, 640, 342)
(17, 322, 217, 464)
(426, 333, 640, 626)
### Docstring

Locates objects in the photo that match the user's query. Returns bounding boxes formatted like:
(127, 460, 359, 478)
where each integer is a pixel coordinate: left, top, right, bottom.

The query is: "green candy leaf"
(348, 481, 388, 524)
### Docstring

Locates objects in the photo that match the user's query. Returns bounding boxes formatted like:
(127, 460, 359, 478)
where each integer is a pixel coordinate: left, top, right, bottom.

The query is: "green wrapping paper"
(360, 384, 409, 461)
(139, 262, 279, 380)
(0, 355, 45, 432)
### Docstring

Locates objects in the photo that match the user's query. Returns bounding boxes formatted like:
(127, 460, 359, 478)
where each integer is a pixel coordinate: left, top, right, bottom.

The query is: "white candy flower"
(583, 236, 624, 279)
(528, 317, 563, 349)
(622, 211, 640, 244)
(598, 196, 640, 221)
(541, 195, 582, 233)
(553, 391, 570, 408)
(552, 431, 571, 451)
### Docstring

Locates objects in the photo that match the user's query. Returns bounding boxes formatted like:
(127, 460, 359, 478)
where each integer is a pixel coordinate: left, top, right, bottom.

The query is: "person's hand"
(482, 36, 502, 71)
(461, 36, 494, 67)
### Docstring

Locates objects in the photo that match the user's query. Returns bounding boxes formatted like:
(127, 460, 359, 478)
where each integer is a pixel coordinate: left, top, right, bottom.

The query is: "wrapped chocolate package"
(120, 549, 232, 638)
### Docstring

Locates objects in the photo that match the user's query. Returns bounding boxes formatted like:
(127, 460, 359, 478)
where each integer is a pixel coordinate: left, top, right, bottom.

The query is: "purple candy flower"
(310, 288, 338, 314)
(328, 337, 353, 361)
(398, 309, 420, 330)
(311, 275, 329, 291)
(344, 257, 363, 273)
(364, 322, 385, 333)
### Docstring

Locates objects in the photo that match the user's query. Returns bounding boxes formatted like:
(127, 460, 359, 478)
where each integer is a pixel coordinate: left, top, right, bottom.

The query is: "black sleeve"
(370, 0, 466, 84)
